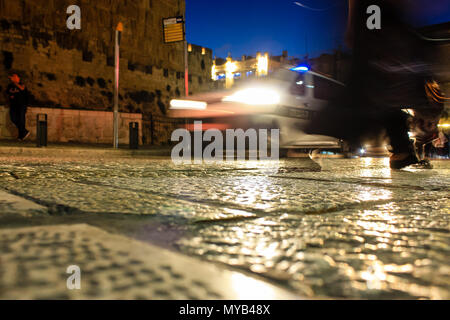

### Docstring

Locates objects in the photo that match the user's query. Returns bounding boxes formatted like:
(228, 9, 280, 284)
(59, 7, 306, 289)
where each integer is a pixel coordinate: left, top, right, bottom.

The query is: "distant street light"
(225, 57, 237, 89)
(113, 22, 123, 149)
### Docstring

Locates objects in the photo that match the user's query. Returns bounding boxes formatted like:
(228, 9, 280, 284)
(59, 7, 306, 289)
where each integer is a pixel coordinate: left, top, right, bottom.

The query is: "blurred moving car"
(168, 65, 348, 154)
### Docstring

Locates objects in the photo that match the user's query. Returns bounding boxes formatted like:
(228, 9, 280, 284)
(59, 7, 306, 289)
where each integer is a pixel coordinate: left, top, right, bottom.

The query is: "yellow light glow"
(225, 60, 237, 74)
(257, 53, 269, 77)
(223, 88, 280, 105)
(201, 47, 206, 55)
(211, 62, 216, 80)
(187, 44, 192, 52)
(170, 99, 207, 110)
(438, 123, 450, 128)
(225, 58, 237, 89)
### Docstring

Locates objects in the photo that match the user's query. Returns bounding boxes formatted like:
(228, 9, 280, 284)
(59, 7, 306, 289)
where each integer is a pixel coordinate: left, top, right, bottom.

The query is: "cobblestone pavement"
(0, 155, 448, 299)
(0, 224, 297, 300)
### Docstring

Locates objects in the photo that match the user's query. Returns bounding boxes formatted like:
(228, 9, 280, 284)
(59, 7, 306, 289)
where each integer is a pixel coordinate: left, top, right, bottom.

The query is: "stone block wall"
(0, 0, 210, 145)
(0, 105, 142, 145)
(188, 43, 214, 94)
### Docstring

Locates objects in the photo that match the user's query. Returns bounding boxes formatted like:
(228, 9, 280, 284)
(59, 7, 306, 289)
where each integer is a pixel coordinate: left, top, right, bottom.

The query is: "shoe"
(412, 159, 433, 169)
(22, 130, 30, 141)
(389, 152, 419, 169)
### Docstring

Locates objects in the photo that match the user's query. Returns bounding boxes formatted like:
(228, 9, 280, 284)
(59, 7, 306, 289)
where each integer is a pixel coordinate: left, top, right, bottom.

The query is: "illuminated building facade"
(212, 51, 289, 88)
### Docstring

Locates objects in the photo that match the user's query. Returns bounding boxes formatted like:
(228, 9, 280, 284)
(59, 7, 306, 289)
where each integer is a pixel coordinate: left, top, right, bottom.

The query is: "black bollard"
(36, 114, 47, 147)
(129, 122, 139, 149)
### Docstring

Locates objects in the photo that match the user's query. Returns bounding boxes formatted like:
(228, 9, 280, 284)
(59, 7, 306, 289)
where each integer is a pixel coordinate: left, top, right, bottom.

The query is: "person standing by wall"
(6, 73, 30, 141)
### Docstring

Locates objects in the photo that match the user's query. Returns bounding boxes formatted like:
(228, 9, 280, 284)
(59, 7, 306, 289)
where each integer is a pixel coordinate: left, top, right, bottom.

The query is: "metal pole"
(184, 39, 189, 97)
(114, 23, 123, 149)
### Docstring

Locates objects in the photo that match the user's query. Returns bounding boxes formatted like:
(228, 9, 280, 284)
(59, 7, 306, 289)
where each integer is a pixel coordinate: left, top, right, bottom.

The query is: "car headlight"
(222, 88, 280, 105)
(170, 100, 207, 110)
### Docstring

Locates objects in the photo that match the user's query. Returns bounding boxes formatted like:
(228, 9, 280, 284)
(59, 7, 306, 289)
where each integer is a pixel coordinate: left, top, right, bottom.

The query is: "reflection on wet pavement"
(0, 156, 448, 299)
(179, 199, 449, 299)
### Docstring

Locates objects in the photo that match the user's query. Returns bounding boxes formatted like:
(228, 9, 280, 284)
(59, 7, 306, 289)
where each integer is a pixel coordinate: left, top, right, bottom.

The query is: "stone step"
(0, 189, 48, 217)
(0, 224, 302, 300)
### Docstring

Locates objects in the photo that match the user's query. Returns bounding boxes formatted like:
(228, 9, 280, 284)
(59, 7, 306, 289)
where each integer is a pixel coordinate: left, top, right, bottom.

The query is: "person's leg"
(9, 107, 22, 138)
(384, 110, 411, 153)
(17, 106, 28, 139)
(10, 107, 18, 127)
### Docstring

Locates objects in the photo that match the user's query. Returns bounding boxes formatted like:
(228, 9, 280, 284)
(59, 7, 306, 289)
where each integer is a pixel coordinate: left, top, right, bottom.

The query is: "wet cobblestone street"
(0, 155, 448, 299)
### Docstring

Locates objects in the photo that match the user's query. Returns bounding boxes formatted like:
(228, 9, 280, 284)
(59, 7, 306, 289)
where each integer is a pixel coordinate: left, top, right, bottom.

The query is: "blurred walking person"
(305, 0, 445, 169)
(6, 73, 30, 141)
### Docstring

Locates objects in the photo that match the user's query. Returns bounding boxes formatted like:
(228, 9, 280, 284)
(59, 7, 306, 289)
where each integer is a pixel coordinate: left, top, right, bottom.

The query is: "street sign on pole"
(162, 16, 185, 43)
(162, 16, 188, 96)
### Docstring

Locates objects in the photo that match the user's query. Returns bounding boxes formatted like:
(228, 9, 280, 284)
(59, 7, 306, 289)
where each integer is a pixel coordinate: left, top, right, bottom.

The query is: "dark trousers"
(10, 106, 28, 139)
(380, 110, 411, 154)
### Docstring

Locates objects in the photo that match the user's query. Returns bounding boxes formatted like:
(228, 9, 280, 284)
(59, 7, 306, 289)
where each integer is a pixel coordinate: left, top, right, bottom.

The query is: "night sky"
(186, 0, 450, 59)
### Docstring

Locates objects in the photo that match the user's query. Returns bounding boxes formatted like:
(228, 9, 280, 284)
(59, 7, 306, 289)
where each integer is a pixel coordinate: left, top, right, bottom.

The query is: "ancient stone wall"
(0, 0, 208, 145)
(188, 43, 213, 94)
(0, 105, 142, 144)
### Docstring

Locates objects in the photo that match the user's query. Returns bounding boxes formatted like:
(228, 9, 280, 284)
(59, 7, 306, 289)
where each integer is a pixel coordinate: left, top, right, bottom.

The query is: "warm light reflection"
(255, 241, 279, 260)
(229, 173, 283, 211)
(361, 261, 387, 290)
(357, 189, 392, 202)
(360, 157, 391, 178)
(363, 157, 373, 166)
(230, 273, 277, 299)
(357, 209, 400, 235)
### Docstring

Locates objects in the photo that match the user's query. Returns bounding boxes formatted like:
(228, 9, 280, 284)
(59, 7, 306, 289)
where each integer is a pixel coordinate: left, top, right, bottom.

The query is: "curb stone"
(0, 224, 303, 300)
(0, 189, 48, 217)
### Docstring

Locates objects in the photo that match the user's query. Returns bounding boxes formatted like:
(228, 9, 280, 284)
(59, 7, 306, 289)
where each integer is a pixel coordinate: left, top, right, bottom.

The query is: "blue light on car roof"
(291, 65, 309, 72)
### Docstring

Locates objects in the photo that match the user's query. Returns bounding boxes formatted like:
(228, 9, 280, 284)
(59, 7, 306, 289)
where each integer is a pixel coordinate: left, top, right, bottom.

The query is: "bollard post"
(36, 114, 47, 147)
(150, 114, 154, 145)
(129, 122, 139, 149)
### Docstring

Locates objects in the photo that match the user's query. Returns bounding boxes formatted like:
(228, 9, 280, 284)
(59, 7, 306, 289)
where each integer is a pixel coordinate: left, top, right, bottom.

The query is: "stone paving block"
(0, 224, 300, 300)
(0, 156, 448, 299)
(0, 189, 47, 217)
(83, 175, 447, 217)
(290, 158, 450, 191)
(177, 199, 450, 299)
(1, 179, 257, 221)
(0, 158, 447, 221)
